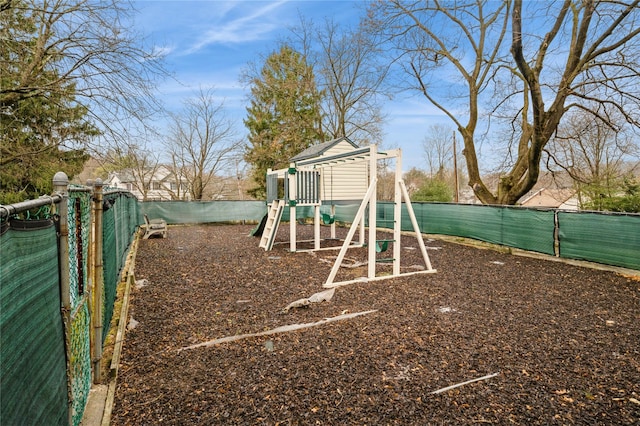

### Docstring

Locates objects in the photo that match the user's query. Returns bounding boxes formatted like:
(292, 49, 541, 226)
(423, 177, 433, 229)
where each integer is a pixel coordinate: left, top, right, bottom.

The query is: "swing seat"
(375, 239, 394, 253)
(321, 213, 335, 225)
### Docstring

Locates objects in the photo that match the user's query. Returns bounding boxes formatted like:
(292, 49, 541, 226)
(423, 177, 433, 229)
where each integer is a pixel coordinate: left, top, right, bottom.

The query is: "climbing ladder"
(259, 199, 285, 251)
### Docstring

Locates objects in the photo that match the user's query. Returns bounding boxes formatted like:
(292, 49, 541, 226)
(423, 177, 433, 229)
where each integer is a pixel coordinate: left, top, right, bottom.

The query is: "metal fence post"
(553, 210, 560, 257)
(52, 171, 73, 426)
(92, 179, 104, 384)
(53, 172, 71, 311)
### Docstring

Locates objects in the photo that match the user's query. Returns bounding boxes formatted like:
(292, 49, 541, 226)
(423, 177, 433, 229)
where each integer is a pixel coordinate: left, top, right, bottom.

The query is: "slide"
(250, 214, 268, 237)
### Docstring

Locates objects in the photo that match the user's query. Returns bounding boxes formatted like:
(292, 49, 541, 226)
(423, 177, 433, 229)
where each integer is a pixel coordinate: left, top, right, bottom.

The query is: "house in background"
(448, 171, 579, 209)
(519, 188, 579, 209)
(104, 166, 252, 201)
(106, 165, 190, 201)
(518, 172, 579, 210)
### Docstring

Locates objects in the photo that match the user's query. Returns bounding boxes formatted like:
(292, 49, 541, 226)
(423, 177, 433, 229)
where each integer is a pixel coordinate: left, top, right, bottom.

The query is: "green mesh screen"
(102, 203, 117, 343)
(410, 203, 504, 242)
(0, 188, 149, 426)
(334, 203, 361, 223)
(0, 220, 69, 425)
(136, 200, 637, 271)
(127, 195, 140, 236)
(501, 207, 556, 255)
(102, 193, 139, 343)
(282, 205, 312, 222)
(376, 202, 557, 256)
(140, 200, 266, 224)
(558, 211, 640, 270)
(282, 202, 362, 223)
(68, 302, 91, 426)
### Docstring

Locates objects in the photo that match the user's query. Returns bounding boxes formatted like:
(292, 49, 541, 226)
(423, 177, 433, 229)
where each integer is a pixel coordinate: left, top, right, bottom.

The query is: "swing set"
(321, 166, 335, 225)
(259, 141, 436, 288)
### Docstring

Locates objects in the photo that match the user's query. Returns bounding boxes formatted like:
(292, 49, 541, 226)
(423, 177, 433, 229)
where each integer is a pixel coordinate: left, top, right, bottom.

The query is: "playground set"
(255, 137, 437, 288)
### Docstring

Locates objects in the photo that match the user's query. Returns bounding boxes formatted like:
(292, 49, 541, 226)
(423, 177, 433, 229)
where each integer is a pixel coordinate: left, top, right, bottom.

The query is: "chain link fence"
(1, 174, 139, 426)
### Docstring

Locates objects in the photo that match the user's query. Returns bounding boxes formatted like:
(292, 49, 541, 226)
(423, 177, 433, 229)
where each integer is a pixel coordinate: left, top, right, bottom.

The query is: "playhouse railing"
(266, 168, 321, 206)
(266, 172, 279, 204)
(295, 170, 320, 205)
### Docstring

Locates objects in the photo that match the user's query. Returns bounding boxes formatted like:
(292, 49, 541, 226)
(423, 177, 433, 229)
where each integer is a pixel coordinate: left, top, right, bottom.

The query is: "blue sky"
(133, 0, 450, 172)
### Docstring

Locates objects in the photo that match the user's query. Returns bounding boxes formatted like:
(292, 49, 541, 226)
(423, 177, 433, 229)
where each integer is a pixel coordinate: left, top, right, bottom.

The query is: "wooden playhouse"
(258, 136, 436, 287)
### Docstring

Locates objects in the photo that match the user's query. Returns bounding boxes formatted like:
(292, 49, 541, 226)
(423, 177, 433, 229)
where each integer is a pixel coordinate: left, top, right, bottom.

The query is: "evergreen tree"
(0, 1, 97, 202)
(243, 45, 323, 199)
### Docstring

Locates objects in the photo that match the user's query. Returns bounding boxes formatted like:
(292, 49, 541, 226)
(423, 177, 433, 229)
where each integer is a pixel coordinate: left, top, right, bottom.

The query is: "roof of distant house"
(520, 188, 576, 208)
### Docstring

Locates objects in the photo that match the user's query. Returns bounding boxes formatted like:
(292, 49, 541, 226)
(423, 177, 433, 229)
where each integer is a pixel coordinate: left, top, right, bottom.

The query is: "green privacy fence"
(140, 200, 266, 224)
(279, 201, 557, 257)
(142, 200, 638, 270)
(102, 191, 139, 343)
(379, 203, 557, 256)
(0, 175, 139, 426)
(380, 202, 635, 269)
(558, 211, 640, 270)
(284, 202, 361, 224)
(0, 219, 69, 425)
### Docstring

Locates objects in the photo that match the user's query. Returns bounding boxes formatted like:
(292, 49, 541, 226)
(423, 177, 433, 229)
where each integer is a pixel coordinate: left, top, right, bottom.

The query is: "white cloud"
(152, 44, 175, 58)
(187, 1, 288, 53)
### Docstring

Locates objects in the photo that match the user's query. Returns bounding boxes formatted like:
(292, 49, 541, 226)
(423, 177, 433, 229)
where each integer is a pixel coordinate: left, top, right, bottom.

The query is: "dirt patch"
(111, 224, 640, 425)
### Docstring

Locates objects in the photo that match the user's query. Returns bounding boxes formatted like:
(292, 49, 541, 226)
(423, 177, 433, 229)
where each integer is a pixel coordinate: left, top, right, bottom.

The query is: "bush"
(411, 179, 454, 202)
(585, 194, 640, 213)
(583, 176, 640, 213)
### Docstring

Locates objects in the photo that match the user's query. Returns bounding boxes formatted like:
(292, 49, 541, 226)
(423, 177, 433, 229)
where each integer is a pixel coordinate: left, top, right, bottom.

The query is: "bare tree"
(423, 124, 453, 179)
(100, 138, 162, 201)
(403, 167, 428, 196)
(166, 89, 240, 201)
(545, 108, 640, 208)
(290, 17, 389, 145)
(0, 0, 168, 149)
(368, 0, 640, 205)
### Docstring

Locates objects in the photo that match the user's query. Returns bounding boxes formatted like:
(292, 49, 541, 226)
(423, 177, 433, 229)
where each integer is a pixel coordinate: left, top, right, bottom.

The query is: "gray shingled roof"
(290, 136, 357, 162)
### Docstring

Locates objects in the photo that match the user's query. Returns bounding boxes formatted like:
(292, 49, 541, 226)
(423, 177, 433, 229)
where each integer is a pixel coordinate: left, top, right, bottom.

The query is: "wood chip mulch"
(111, 224, 640, 425)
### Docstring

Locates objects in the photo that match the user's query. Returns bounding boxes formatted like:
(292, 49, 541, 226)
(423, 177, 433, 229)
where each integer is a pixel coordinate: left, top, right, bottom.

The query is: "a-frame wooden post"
(367, 144, 377, 279)
(323, 145, 436, 288)
(288, 164, 297, 252)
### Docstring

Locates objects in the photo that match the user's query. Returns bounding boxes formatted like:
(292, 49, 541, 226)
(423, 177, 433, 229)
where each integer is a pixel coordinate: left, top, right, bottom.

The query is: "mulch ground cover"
(111, 223, 640, 425)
